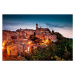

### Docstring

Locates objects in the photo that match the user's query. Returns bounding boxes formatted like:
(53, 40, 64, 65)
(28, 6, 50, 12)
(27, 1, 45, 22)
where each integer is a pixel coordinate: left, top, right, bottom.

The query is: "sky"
(3, 14, 73, 38)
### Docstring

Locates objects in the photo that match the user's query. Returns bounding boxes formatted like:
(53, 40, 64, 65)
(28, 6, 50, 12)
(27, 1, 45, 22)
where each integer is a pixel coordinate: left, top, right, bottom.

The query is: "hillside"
(22, 32, 73, 61)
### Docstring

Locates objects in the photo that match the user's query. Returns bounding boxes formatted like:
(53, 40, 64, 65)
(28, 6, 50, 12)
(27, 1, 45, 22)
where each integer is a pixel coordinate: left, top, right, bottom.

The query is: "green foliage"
(22, 36, 73, 61)
(55, 38, 73, 60)
(63, 47, 70, 60)
(52, 32, 64, 40)
(52, 30, 54, 33)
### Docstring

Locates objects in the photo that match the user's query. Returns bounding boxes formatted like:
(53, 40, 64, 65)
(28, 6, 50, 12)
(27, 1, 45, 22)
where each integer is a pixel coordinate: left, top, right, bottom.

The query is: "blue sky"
(3, 14, 73, 38)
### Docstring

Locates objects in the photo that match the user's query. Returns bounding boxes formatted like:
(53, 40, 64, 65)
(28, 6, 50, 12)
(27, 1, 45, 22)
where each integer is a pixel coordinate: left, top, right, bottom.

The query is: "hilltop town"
(2, 23, 58, 60)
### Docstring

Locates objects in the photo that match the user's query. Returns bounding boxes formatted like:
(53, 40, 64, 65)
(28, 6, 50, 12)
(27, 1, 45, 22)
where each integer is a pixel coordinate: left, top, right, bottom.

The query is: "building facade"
(3, 24, 57, 42)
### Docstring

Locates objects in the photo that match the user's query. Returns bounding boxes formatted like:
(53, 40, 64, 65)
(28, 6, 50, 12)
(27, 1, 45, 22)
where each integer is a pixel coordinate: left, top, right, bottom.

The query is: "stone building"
(45, 34, 57, 42)
(35, 24, 57, 42)
(3, 23, 58, 57)
(6, 43, 29, 56)
(7, 44, 18, 56)
(3, 23, 57, 42)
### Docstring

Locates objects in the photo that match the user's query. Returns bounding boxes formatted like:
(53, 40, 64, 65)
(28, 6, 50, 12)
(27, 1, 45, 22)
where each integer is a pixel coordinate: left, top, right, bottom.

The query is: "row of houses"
(15, 24, 57, 42)
(3, 39, 38, 56)
(3, 24, 57, 42)
(2, 23, 57, 57)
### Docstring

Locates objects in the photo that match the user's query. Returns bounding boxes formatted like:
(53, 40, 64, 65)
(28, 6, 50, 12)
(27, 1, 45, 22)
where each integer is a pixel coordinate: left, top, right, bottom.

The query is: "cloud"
(46, 23, 64, 28)
(3, 21, 21, 25)
(3, 24, 36, 31)
(53, 27, 73, 38)
(3, 21, 37, 31)
(45, 23, 73, 38)
(3, 22, 73, 38)
(46, 23, 72, 28)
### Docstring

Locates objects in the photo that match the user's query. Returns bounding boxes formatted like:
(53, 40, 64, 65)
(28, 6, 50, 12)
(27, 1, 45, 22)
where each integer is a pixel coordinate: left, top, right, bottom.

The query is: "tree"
(54, 32, 64, 40)
(63, 47, 70, 60)
(52, 30, 54, 33)
(34, 32, 36, 37)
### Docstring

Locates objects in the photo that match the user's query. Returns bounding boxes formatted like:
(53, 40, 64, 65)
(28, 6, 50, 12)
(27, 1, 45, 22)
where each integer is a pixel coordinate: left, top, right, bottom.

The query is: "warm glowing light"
(2, 46, 4, 49)
(45, 39, 48, 43)
(2, 42, 5, 46)
(25, 50, 28, 53)
(2, 42, 5, 50)
(43, 39, 49, 44)
(28, 41, 31, 45)
(7, 47, 9, 55)
(28, 46, 29, 52)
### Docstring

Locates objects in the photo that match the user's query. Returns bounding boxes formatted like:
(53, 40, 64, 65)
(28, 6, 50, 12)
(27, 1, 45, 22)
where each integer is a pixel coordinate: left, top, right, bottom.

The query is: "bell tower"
(36, 23, 38, 30)
(36, 23, 38, 34)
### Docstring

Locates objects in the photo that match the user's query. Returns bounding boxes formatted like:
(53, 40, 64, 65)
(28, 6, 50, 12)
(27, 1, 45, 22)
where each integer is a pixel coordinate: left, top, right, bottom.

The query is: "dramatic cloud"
(46, 23, 64, 28)
(45, 23, 73, 38)
(3, 15, 73, 38)
(46, 23, 72, 28)
(3, 22, 73, 38)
